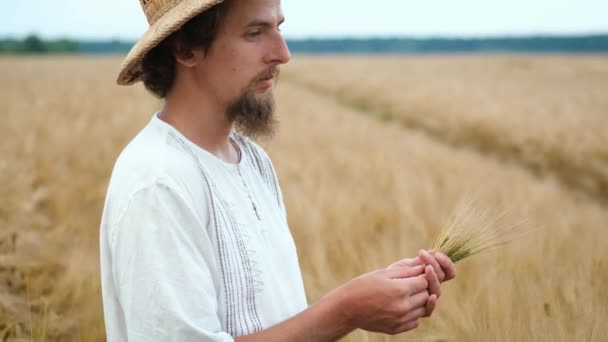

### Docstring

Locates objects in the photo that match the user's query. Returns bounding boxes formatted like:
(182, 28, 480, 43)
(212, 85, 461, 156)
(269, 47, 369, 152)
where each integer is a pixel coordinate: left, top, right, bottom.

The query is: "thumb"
(386, 265, 425, 279)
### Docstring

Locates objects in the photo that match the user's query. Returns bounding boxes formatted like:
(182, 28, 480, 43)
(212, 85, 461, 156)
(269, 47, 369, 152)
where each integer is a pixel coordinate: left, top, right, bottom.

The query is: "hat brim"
(116, 0, 225, 85)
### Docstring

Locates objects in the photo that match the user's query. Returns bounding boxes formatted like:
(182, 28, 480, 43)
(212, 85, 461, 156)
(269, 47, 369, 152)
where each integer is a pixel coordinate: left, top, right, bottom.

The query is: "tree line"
(2, 33, 607, 54)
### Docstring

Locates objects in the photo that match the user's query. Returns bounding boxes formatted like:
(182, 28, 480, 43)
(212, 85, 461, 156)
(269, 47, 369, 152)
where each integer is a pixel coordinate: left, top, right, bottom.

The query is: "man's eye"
(247, 30, 262, 38)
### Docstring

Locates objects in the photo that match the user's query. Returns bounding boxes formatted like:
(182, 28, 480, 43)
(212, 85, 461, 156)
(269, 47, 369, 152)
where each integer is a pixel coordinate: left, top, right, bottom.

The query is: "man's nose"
(266, 33, 291, 65)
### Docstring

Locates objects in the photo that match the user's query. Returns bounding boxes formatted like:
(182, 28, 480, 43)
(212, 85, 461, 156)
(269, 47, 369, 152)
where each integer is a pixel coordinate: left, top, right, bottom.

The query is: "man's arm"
(109, 181, 455, 341)
(237, 265, 437, 341)
(109, 182, 233, 341)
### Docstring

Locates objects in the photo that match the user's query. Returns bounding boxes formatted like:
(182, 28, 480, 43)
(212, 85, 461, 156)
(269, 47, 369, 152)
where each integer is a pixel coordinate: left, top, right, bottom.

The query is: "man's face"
(195, 0, 290, 139)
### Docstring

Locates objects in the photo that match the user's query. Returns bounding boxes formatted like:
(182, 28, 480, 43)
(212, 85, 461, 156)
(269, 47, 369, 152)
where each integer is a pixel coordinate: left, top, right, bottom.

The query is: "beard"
(225, 68, 280, 141)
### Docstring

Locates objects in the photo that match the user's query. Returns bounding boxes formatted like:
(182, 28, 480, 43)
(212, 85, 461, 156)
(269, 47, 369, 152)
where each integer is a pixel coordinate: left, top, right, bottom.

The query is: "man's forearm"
(235, 290, 354, 342)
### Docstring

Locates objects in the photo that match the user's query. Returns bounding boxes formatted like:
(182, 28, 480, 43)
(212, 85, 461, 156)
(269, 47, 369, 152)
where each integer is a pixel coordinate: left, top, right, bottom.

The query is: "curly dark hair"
(140, 1, 231, 98)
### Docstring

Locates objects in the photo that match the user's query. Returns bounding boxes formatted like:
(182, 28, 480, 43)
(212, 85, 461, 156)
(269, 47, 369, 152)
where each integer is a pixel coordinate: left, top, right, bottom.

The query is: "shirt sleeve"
(110, 180, 233, 342)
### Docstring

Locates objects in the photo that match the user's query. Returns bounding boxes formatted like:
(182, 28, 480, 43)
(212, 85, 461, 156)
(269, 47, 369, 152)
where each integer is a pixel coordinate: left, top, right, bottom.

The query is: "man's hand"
(386, 250, 456, 317)
(418, 249, 456, 284)
(237, 256, 456, 341)
(327, 265, 432, 335)
(387, 250, 456, 284)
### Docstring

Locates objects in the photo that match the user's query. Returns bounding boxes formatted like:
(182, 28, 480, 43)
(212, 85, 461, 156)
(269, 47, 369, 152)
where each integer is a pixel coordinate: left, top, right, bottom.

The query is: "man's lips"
(257, 76, 274, 89)
(255, 69, 279, 88)
(259, 75, 274, 81)
(258, 68, 278, 81)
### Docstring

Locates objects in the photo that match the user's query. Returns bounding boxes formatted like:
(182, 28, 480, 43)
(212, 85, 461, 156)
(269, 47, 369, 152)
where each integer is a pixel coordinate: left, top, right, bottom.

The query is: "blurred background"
(1, 1, 607, 341)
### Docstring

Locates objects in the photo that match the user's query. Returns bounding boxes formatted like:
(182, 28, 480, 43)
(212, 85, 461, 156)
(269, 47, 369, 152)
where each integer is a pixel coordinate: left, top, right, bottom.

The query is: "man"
(100, 0, 456, 340)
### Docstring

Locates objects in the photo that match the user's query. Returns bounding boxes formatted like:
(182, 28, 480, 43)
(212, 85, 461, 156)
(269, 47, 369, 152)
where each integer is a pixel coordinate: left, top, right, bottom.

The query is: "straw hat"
(117, 0, 225, 85)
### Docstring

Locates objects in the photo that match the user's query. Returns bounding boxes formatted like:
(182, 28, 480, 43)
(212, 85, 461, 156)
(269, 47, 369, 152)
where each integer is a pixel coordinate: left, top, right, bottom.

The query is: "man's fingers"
(425, 265, 441, 298)
(401, 257, 422, 267)
(399, 274, 429, 297)
(406, 290, 429, 309)
(434, 252, 456, 281)
(387, 264, 425, 279)
(401, 306, 427, 323)
(386, 257, 422, 270)
(424, 294, 437, 317)
(392, 319, 419, 334)
(419, 249, 446, 281)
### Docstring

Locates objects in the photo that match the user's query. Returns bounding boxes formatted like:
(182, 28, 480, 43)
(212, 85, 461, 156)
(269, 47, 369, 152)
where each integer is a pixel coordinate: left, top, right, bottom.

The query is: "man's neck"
(160, 83, 239, 164)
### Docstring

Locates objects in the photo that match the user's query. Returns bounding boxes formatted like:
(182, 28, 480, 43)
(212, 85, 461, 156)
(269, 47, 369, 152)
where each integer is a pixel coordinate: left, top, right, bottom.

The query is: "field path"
(283, 75, 608, 204)
(282, 55, 608, 204)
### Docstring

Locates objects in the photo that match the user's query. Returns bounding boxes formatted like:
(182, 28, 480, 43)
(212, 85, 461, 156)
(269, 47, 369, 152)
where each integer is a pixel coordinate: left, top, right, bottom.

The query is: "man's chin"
(251, 91, 274, 104)
(226, 88, 277, 141)
(253, 85, 274, 95)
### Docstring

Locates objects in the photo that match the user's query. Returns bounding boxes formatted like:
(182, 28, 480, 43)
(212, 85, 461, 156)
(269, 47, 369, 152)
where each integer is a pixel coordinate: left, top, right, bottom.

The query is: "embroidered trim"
(166, 131, 263, 336)
(233, 133, 282, 210)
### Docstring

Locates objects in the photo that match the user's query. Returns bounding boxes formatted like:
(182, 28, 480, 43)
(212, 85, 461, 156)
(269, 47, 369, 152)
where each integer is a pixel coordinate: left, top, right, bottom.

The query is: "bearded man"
(99, 0, 456, 340)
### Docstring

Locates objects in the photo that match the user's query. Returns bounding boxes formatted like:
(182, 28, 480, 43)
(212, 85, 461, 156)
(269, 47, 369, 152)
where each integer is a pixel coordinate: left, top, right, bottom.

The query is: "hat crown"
(140, 0, 179, 25)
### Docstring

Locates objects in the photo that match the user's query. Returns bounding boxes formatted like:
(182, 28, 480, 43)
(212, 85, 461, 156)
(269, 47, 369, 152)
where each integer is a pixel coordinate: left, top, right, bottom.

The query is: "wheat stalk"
(431, 198, 529, 263)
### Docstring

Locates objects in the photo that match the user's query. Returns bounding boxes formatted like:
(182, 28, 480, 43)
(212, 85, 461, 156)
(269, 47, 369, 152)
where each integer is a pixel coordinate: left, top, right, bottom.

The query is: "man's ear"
(172, 35, 198, 68)
(175, 53, 196, 68)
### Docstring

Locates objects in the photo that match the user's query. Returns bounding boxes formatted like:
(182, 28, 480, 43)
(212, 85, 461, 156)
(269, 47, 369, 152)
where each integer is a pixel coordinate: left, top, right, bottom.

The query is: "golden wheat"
(1, 55, 607, 341)
(431, 198, 530, 263)
(283, 55, 608, 201)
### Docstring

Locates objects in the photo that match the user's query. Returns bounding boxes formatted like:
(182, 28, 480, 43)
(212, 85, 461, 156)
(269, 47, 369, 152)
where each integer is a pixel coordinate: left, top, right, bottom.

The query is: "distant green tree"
(47, 39, 78, 53)
(22, 34, 47, 53)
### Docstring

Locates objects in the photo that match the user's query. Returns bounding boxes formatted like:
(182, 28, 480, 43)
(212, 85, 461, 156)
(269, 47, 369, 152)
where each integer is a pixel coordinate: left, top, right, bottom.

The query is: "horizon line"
(2, 31, 608, 42)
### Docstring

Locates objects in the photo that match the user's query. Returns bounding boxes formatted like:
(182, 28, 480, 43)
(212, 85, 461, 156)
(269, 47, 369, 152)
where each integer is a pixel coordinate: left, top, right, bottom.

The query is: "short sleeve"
(110, 181, 234, 342)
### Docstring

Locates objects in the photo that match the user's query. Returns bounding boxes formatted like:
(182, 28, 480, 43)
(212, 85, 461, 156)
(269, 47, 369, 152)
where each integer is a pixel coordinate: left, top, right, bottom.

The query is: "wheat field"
(1, 54, 607, 341)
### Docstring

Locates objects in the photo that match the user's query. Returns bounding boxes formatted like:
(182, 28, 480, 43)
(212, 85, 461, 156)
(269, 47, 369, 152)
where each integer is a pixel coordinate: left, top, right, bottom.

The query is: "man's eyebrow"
(244, 17, 285, 29)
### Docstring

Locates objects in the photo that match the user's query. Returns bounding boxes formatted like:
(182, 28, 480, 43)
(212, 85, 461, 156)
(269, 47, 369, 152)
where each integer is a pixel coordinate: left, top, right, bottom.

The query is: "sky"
(2, 0, 607, 40)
